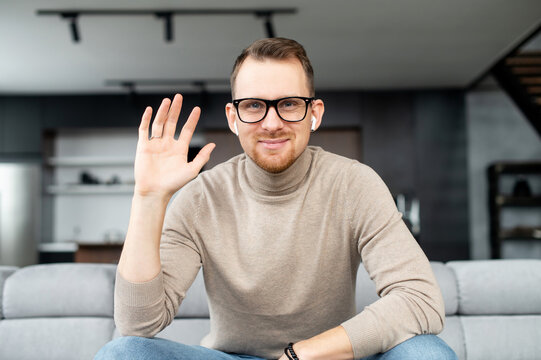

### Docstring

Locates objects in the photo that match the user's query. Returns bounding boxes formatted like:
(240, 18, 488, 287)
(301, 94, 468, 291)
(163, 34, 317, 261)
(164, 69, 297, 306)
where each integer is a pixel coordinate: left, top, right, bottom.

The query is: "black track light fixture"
(155, 12, 173, 42)
(255, 11, 275, 38)
(37, 8, 297, 43)
(60, 12, 80, 42)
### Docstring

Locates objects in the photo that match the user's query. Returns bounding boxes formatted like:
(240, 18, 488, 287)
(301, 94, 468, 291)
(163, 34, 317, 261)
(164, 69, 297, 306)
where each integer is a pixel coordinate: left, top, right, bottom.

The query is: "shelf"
(39, 242, 79, 252)
(47, 156, 134, 167)
(46, 184, 134, 195)
(499, 227, 541, 240)
(495, 195, 541, 207)
(489, 162, 541, 174)
(488, 161, 541, 259)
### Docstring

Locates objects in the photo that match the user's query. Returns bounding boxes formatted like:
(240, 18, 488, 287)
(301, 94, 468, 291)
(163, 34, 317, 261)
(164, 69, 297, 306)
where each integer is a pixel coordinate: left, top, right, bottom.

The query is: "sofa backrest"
(0, 263, 117, 360)
(447, 259, 541, 315)
(0, 266, 18, 319)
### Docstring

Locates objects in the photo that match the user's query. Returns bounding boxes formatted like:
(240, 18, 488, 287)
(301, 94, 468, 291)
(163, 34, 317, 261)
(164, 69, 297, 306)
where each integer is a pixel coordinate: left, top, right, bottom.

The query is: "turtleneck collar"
(240, 146, 314, 197)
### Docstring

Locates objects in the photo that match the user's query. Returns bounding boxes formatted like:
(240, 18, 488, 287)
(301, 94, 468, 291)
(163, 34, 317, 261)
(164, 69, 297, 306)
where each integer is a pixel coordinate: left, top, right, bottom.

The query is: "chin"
(252, 151, 297, 173)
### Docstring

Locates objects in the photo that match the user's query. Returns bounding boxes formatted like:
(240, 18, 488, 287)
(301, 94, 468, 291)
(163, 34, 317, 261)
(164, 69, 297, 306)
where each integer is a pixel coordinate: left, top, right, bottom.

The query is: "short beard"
(251, 150, 297, 173)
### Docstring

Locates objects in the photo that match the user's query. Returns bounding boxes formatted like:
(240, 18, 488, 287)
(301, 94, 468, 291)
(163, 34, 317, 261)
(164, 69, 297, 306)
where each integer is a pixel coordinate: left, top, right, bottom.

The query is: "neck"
(242, 147, 313, 197)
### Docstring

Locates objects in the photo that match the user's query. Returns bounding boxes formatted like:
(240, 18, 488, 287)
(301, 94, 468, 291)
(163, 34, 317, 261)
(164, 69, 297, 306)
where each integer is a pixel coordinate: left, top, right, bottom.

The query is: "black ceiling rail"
(107, 79, 228, 106)
(105, 79, 230, 87)
(105, 79, 230, 97)
(36, 8, 297, 42)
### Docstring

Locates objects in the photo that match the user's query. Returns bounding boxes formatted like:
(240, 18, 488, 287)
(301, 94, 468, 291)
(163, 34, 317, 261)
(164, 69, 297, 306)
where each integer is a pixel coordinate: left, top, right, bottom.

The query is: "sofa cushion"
(3, 263, 116, 318)
(0, 317, 114, 360)
(355, 263, 379, 311)
(437, 316, 465, 360)
(461, 315, 541, 360)
(431, 262, 458, 315)
(0, 266, 18, 319)
(175, 270, 209, 318)
(448, 260, 541, 315)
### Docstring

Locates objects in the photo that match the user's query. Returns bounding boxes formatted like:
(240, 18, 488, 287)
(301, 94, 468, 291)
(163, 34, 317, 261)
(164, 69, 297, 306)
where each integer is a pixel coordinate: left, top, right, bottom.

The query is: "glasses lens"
(277, 98, 307, 121)
(238, 99, 266, 123)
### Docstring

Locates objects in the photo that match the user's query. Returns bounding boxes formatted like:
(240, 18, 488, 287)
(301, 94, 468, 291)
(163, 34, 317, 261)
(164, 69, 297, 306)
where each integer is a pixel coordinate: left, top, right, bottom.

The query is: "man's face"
(226, 57, 323, 173)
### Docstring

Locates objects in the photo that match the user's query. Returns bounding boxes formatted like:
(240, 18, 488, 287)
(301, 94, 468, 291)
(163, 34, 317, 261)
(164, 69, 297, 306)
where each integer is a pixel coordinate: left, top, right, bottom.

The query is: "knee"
(384, 335, 457, 360)
(94, 336, 153, 360)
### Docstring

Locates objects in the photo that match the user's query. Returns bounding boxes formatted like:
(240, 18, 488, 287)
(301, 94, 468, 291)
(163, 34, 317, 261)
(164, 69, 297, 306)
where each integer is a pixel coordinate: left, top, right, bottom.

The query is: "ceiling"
(1, 0, 541, 94)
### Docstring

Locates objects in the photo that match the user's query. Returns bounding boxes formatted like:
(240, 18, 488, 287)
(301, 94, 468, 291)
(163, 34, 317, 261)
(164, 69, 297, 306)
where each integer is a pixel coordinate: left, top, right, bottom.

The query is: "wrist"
(133, 188, 172, 203)
(291, 341, 313, 360)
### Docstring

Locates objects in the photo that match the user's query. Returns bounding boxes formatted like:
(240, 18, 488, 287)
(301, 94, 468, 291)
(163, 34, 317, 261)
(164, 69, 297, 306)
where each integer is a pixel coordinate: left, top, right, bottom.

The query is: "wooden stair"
(492, 50, 541, 136)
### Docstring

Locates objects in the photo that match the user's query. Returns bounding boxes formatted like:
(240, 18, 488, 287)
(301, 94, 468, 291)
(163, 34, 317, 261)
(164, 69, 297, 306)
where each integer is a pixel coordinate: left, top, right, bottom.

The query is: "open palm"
(134, 94, 215, 198)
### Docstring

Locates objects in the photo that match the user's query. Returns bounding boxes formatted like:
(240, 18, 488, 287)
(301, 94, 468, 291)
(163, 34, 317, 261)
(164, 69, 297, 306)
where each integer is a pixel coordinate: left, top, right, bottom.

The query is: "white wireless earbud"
(311, 116, 317, 131)
(233, 122, 239, 136)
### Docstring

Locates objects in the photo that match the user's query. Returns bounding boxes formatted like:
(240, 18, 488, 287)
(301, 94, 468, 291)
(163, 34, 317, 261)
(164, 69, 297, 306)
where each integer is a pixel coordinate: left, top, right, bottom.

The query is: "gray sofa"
(0, 260, 540, 360)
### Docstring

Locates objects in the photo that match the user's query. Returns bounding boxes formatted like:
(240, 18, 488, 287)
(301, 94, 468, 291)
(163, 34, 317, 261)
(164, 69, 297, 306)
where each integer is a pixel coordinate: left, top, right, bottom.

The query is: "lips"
(258, 138, 289, 150)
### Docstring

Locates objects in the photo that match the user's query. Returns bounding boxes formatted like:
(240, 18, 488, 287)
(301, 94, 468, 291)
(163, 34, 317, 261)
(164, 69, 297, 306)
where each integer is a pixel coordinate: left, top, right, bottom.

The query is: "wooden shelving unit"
(488, 161, 541, 258)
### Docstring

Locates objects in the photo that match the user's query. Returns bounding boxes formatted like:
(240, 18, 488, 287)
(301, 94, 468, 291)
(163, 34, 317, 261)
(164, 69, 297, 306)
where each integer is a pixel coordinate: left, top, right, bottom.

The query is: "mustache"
(255, 131, 293, 140)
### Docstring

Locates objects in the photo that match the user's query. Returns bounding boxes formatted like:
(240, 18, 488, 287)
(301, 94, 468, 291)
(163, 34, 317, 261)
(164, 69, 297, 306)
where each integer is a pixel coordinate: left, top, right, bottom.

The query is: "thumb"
(189, 143, 216, 172)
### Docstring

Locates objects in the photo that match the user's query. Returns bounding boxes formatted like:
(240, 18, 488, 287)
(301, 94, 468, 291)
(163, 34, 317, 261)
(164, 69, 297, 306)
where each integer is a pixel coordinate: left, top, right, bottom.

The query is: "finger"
(138, 106, 152, 140)
(177, 106, 201, 154)
(189, 143, 216, 173)
(151, 97, 172, 138)
(163, 94, 183, 138)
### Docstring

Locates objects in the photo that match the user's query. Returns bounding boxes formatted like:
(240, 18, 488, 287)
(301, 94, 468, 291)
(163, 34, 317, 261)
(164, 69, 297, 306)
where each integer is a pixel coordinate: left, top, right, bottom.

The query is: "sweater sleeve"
(114, 182, 204, 337)
(340, 163, 445, 359)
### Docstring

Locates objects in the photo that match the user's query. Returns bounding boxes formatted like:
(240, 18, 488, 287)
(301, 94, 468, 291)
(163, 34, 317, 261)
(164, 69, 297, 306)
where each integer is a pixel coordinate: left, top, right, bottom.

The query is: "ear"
(225, 102, 239, 135)
(309, 99, 325, 132)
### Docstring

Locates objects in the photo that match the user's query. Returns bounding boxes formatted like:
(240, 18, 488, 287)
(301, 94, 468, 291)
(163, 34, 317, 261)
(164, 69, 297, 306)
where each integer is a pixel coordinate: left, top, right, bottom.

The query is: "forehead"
(233, 57, 309, 99)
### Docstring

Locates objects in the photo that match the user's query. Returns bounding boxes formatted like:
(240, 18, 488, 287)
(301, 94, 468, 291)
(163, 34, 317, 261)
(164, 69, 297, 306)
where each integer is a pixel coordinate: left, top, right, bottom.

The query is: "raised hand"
(134, 94, 215, 198)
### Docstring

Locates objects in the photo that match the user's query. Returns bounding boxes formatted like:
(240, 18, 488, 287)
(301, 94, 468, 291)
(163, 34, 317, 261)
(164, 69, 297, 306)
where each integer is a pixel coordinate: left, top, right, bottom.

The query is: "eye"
(240, 100, 264, 111)
(278, 98, 303, 110)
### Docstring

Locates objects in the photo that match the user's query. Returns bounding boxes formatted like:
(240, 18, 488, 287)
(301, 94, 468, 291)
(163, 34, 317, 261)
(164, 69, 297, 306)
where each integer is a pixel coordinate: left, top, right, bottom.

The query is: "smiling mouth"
(259, 139, 288, 144)
(259, 138, 289, 149)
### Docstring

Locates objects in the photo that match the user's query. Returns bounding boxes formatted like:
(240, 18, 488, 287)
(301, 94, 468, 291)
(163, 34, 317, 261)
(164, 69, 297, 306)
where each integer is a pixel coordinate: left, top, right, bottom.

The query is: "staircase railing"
(469, 21, 541, 137)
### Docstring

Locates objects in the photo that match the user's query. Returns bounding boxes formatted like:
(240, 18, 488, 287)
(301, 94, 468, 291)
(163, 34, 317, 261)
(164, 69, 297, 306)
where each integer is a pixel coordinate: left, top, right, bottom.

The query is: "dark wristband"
(284, 343, 299, 360)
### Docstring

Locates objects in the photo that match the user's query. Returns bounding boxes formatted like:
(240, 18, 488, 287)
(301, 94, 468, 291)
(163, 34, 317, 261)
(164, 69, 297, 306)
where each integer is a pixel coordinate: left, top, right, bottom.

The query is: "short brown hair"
(230, 37, 315, 97)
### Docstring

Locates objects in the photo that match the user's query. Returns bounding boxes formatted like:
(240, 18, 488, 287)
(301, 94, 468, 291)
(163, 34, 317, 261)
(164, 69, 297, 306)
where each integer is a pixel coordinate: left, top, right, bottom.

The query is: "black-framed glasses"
(232, 96, 315, 123)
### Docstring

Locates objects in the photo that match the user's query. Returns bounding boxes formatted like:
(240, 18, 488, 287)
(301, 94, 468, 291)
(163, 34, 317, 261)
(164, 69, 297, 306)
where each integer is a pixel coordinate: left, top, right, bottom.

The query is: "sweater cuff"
(115, 270, 164, 307)
(341, 310, 383, 359)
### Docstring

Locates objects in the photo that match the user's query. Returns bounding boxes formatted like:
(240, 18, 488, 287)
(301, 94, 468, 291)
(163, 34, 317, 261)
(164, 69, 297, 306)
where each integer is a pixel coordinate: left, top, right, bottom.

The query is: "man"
(96, 38, 457, 360)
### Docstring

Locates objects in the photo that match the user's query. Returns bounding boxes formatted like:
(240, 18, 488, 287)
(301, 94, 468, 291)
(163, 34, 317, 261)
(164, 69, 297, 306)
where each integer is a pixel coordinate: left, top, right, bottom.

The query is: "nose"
(260, 106, 284, 132)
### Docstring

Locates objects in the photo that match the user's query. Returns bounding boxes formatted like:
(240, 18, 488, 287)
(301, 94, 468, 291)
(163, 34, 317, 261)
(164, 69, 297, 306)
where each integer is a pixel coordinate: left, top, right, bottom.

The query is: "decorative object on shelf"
(105, 175, 121, 185)
(80, 171, 101, 185)
(512, 177, 532, 197)
(395, 193, 421, 240)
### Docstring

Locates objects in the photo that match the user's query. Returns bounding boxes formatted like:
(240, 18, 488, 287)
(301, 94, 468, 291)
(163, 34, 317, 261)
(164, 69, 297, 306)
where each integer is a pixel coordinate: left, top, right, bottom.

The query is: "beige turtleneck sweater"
(114, 146, 445, 359)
